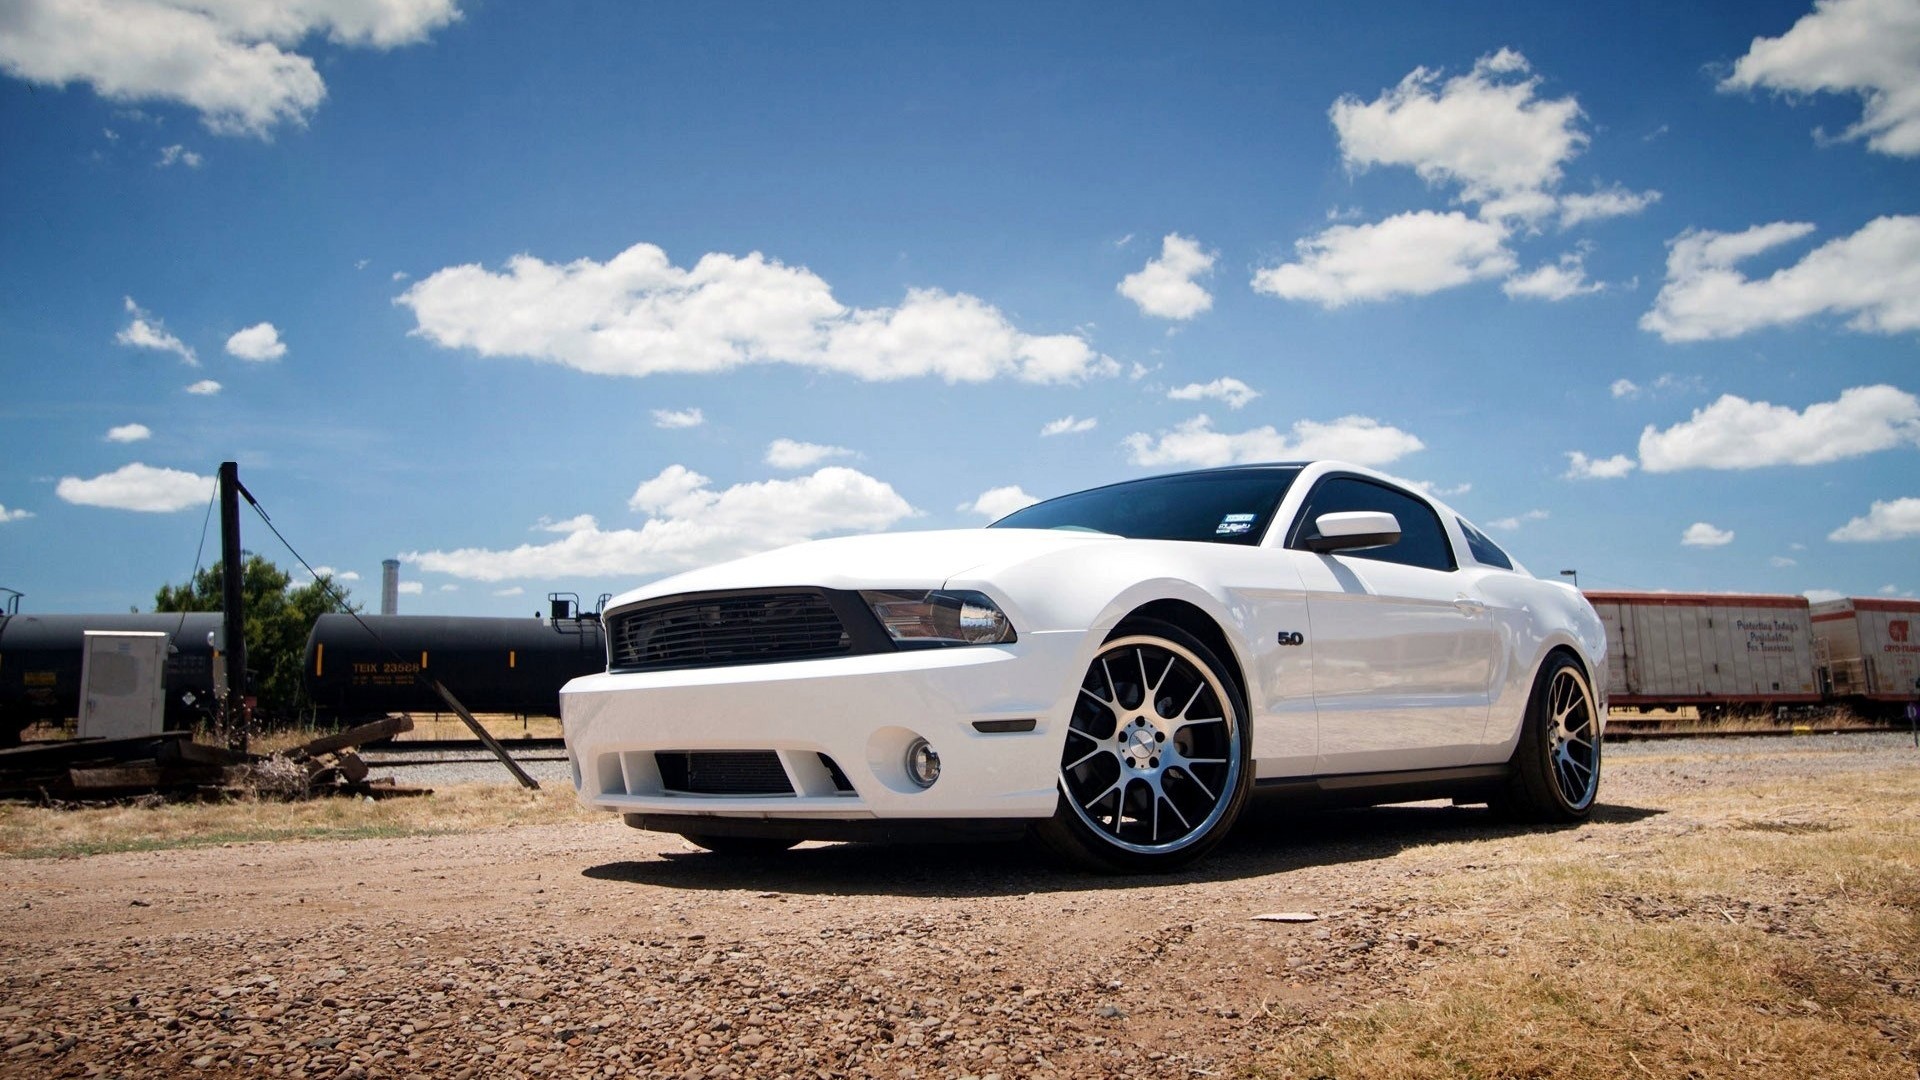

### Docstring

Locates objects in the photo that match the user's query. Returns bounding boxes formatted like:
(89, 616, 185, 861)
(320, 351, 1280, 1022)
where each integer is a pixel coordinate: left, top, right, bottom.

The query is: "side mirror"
(1303, 510, 1401, 553)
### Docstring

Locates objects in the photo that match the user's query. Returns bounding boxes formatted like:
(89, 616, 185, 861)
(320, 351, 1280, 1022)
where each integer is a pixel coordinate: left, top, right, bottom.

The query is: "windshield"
(989, 468, 1302, 546)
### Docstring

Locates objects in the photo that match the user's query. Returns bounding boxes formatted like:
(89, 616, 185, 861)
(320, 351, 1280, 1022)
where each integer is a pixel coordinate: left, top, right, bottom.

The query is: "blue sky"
(2, 0, 1917, 615)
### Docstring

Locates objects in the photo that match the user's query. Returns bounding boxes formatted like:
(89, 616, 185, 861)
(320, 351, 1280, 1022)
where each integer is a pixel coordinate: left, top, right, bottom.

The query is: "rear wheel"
(1035, 619, 1251, 873)
(1495, 652, 1600, 821)
(679, 834, 801, 856)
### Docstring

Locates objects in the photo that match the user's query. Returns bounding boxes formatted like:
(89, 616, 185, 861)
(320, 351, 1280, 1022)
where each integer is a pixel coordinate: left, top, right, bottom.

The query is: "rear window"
(1458, 518, 1514, 570)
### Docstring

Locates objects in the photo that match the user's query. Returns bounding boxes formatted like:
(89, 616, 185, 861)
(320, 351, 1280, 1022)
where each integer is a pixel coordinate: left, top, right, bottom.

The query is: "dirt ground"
(2, 734, 1915, 1079)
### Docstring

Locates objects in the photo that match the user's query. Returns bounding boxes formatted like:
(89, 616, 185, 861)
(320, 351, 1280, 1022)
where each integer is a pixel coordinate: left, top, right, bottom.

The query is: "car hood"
(606, 528, 1121, 608)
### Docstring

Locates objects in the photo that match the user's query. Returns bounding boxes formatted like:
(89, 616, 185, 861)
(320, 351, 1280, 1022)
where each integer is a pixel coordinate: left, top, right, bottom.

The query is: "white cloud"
(536, 514, 598, 534)
(1040, 415, 1098, 437)
(397, 581, 424, 595)
(493, 586, 524, 597)
(1638, 385, 1920, 471)
(301, 565, 360, 583)
(961, 485, 1040, 520)
(1124, 414, 1425, 468)
(0, 504, 32, 523)
(1722, 0, 1920, 157)
(116, 296, 196, 365)
(156, 143, 201, 168)
(1167, 377, 1260, 410)
(1331, 48, 1585, 212)
(1487, 509, 1550, 531)
(1503, 251, 1605, 300)
(765, 438, 853, 470)
(1828, 496, 1920, 541)
(1117, 233, 1216, 320)
(1613, 374, 1706, 399)
(1252, 211, 1515, 308)
(105, 422, 151, 443)
(391, 270, 408, 281)
(398, 242, 1116, 385)
(650, 407, 704, 429)
(1557, 185, 1661, 228)
(1563, 451, 1637, 480)
(438, 583, 458, 592)
(1804, 588, 1845, 603)
(1682, 522, 1735, 547)
(0, 0, 460, 138)
(1771, 555, 1799, 567)
(225, 321, 285, 360)
(55, 461, 212, 512)
(185, 379, 222, 395)
(407, 465, 916, 582)
(1641, 216, 1920, 341)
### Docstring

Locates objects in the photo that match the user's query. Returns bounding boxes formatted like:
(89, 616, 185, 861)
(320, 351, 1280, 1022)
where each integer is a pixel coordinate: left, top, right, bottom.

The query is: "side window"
(1458, 518, 1514, 570)
(1289, 477, 1456, 572)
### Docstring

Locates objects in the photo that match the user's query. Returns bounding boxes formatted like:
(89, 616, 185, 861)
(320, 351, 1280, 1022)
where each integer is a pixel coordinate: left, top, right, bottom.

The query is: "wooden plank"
(357, 783, 432, 799)
(425, 679, 539, 790)
(67, 762, 230, 792)
(0, 733, 186, 771)
(297, 715, 414, 757)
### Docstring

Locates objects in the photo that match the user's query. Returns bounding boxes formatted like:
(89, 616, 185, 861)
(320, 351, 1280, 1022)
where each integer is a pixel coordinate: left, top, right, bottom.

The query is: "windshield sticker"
(1222, 513, 1256, 523)
(1215, 520, 1253, 536)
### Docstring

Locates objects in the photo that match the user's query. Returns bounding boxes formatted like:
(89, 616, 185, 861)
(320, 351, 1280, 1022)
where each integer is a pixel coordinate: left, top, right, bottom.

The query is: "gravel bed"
(363, 753, 572, 788)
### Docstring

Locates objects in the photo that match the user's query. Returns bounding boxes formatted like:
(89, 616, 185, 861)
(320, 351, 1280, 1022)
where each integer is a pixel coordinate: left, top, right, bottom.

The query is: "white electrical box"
(77, 631, 169, 739)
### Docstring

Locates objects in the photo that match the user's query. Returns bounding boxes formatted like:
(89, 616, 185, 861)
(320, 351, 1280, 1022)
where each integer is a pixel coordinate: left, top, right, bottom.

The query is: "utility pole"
(219, 461, 249, 753)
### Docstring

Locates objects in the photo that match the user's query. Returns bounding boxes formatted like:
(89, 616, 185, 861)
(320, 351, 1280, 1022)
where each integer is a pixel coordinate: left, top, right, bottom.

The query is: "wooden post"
(219, 461, 249, 754)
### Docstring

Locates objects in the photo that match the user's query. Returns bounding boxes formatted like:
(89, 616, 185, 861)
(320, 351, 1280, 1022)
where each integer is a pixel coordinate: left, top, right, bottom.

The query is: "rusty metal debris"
(0, 718, 433, 804)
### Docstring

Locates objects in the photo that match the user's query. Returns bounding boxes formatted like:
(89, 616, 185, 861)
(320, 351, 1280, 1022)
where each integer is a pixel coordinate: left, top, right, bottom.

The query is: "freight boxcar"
(0, 613, 225, 744)
(1583, 591, 1820, 712)
(1811, 597, 1920, 711)
(303, 613, 606, 721)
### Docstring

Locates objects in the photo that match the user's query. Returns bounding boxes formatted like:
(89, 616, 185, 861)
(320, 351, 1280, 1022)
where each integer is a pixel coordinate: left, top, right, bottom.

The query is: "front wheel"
(1035, 619, 1252, 873)
(1494, 652, 1601, 822)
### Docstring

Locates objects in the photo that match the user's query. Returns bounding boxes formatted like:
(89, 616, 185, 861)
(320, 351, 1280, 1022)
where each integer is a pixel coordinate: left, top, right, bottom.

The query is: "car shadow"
(579, 800, 1665, 898)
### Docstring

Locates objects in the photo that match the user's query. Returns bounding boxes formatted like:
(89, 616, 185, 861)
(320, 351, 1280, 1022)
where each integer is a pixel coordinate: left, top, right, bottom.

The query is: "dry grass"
(1260, 767, 1920, 1079)
(0, 783, 596, 859)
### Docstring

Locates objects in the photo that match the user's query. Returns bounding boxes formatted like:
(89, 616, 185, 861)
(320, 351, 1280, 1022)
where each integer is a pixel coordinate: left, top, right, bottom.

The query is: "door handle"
(1453, 596, 1487, 616)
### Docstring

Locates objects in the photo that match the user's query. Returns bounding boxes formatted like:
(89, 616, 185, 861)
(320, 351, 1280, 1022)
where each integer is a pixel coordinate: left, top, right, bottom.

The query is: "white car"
(561, 461, 1606, 872)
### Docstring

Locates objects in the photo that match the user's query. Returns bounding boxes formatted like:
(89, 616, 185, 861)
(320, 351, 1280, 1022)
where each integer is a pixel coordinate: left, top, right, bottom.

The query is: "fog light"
(905, 738, 940, 788)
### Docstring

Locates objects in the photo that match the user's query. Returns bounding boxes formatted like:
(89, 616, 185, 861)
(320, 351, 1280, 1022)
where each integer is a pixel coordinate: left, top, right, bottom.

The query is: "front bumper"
(560, 628, 1087, 821)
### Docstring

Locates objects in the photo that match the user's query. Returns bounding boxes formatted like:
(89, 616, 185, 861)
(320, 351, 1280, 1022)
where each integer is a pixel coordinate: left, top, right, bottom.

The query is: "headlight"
(859, 589, 1017, 647)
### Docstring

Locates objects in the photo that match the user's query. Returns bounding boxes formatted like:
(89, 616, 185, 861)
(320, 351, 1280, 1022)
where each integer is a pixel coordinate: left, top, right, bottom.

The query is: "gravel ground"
(3, 732, 1913, 1078)
(363, 752, 571, 788)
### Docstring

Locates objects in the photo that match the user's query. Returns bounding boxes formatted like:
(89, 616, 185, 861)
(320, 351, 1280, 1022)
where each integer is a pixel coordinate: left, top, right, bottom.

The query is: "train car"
(1583, 591, 1820, 712)
(0, 612, 225, 743)
(1812, 597, 1920, 712)
(303, 612, 607, 720)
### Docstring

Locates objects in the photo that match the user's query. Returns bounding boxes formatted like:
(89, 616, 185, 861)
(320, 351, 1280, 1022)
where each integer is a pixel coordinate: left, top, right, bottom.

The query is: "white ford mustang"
(561, 460, 1606, 871)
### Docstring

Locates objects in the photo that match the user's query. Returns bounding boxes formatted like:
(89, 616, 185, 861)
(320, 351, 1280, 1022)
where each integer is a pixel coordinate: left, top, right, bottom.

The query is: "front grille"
(608, 591, 854, 672)
(657, 751, 794, 796)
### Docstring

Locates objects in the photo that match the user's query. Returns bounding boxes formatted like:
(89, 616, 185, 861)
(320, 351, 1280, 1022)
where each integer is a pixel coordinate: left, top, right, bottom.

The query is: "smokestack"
(381, 559, 400, 615)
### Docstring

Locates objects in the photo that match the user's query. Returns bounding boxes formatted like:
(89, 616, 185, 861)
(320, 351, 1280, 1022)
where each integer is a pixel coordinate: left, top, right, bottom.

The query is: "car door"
(1284, 475, 1499, 774)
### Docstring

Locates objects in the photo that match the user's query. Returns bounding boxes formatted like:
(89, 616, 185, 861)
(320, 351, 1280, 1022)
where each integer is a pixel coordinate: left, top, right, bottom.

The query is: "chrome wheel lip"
(1058, 634, 1243, 856)
(1546, 664, 1601, 811)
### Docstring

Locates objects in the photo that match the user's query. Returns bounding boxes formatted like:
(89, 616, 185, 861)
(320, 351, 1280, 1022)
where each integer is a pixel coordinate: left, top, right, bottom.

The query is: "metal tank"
(303, 612, 607, 720)
(0, 613, 225, 742)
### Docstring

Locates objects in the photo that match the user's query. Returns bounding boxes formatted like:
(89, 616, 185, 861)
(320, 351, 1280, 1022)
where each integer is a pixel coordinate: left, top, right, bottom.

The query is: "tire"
(1494, 651, 1601, 822)
(679, 834, 801, 856)
(1035, 618, 1252, 873)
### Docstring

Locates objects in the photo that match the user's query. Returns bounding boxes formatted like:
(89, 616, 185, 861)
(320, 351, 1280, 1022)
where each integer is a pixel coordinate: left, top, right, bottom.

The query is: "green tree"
(154, 554, 357, 719)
